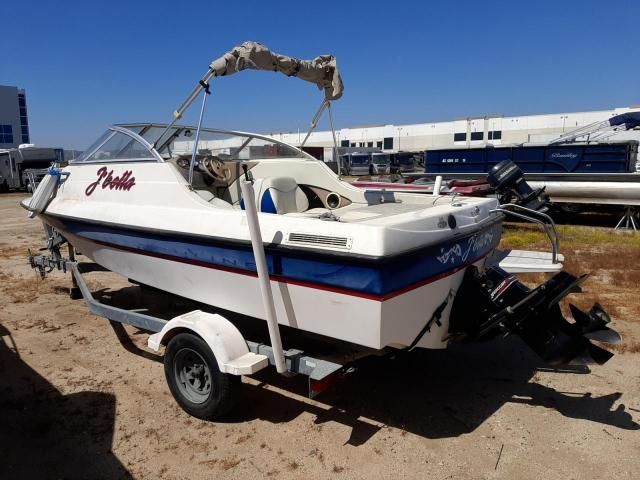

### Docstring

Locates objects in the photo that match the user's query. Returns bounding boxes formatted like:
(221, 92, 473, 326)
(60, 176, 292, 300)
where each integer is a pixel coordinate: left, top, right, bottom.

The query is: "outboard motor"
(487, 160, 549, 212)
(449, 266, 621, 366)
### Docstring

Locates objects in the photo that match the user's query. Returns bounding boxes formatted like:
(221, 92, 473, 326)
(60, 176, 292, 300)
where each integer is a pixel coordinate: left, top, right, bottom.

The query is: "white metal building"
(268, 105, 640, 156)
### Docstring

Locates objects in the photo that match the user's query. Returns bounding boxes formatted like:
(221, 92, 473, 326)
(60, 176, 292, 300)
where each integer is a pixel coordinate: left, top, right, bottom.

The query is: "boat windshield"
(125, 124, 312, 161)
(73, 128, 159, 163)
(351, 154, 370, 165)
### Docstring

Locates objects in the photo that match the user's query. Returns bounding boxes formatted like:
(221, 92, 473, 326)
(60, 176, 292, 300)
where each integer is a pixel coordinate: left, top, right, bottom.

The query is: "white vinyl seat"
(241, 177, 309, 214)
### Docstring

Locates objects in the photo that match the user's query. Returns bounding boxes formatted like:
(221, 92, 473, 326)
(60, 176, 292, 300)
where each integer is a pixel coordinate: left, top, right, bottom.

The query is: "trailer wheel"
(164, 332, 239, 420)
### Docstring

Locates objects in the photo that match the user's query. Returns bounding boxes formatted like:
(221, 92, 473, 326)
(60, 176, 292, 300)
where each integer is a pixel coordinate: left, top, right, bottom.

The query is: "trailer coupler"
(28, 249, 69, 278)
(449, 266, 621, 366)
(28, 224, 69, 279)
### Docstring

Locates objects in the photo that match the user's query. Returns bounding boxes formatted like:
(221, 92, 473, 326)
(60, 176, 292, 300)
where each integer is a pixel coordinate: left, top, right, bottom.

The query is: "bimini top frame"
(150, 41, 343, 183)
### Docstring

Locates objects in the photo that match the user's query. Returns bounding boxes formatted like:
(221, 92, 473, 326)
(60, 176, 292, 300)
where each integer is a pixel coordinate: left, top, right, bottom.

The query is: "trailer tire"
(0, 180, 8, 193)
(164, 332, 239, 420)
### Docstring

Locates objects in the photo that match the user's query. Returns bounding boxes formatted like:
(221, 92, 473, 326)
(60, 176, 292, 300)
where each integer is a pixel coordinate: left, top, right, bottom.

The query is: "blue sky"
(2, 0, 639, 149)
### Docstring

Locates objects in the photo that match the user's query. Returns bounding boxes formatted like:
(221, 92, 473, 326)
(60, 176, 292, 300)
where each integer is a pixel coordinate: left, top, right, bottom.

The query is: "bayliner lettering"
(436, 231, 496, 265)
(85, 167, 136, 196)
(551, 152, 578, 159)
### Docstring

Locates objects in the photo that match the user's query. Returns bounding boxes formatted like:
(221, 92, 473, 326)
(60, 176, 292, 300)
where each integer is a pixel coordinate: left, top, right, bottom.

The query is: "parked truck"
(370, 152, 391, 174)
(339, 152, 373, 175)
(391, 151, 419, 173)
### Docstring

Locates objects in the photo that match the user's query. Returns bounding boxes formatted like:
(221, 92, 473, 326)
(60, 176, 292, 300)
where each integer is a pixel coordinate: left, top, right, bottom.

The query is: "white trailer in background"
(0, 146, 61, 192)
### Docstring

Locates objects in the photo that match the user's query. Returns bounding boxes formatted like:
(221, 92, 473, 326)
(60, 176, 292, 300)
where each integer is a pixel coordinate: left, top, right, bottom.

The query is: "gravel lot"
(0, 192, 638, 479)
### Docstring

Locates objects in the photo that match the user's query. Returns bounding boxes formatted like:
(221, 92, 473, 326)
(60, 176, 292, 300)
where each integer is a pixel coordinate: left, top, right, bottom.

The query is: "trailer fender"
(147, 310, 268, 375)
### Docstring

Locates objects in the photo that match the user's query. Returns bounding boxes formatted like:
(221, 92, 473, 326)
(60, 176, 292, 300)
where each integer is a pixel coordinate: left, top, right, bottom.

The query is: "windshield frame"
(72, 123, 318, 165)
(119, 123, 318, 162)
(71, 126, 164, 164)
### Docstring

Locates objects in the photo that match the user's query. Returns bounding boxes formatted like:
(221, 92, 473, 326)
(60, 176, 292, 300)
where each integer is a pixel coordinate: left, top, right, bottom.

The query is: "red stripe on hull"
(85, 237, 479, 302)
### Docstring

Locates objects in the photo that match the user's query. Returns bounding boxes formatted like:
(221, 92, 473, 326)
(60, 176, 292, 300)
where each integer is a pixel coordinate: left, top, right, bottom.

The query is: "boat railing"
(490, 203, 561, 264)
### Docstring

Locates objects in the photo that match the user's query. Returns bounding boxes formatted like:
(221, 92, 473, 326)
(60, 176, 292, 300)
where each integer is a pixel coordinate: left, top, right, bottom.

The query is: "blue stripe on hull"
(50, 216, 502, 297)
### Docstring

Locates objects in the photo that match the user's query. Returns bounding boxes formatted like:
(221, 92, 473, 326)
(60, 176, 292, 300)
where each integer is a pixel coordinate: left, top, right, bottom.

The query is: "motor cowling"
(486, 160, 549, 212)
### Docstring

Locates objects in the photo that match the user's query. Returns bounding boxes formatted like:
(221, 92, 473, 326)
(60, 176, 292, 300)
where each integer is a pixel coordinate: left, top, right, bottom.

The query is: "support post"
(300, 99, 329, 148)
(433, 175, 443, 196)
(326, 101, 340, 176)
(188, 82, 211, 185)
(239, 179, 287, 373)
(614, 206, 638, 231)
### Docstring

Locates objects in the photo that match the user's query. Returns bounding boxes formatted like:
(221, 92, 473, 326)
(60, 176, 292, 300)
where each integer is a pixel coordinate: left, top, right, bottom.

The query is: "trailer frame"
(29, 251, 345, 418)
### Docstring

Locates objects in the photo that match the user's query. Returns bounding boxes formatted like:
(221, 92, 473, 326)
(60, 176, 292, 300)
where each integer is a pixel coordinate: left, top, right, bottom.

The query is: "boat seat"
(241, 177, 309, 214)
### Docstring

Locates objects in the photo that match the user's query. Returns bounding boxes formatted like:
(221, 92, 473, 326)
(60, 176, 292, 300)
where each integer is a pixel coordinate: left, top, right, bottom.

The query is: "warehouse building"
(269, 105, 640, 155)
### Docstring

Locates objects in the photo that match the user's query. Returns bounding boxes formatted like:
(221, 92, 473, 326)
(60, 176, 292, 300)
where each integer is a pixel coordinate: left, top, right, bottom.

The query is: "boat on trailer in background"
(415, 113, 640, 229)
(23, 41, 621, 419)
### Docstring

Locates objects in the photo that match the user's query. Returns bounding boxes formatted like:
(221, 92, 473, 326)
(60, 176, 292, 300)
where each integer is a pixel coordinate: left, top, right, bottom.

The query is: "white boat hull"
(66, 230, 484, 350)
(36, 158, 502, 351)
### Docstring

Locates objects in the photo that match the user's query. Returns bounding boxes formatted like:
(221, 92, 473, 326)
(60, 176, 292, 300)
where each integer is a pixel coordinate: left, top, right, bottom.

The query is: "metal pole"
(152, 69, 216, 148)
(188, 84, 211, 185)
(433, 175, 443, 196)
(300, 99, 328, 148)
(326, 101, 340, 175)
(240, 179, 287, 374)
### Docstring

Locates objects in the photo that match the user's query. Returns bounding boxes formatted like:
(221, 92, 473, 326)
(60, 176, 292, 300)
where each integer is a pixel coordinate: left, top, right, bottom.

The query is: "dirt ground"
(0, 192, 638, 480)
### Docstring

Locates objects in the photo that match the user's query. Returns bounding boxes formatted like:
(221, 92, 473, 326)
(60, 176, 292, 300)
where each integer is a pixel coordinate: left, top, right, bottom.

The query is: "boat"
(351, 176, 492, 196)
(418, 121, 640, 207)
(23, 41, 620, 369)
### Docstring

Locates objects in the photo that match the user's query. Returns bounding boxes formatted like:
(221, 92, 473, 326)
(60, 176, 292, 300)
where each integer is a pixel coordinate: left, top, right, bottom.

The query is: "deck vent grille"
(287, 233, 352, 249)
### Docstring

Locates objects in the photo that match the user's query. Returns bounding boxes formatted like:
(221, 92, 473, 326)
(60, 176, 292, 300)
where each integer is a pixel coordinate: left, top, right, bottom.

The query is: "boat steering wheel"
(201, 156, 232, 184)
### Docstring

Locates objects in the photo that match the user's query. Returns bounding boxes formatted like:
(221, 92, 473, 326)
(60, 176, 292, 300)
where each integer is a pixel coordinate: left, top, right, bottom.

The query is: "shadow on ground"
(235, 339, 639, 445)
(0, 323, 132, 479)
(92, 283, 640, 447)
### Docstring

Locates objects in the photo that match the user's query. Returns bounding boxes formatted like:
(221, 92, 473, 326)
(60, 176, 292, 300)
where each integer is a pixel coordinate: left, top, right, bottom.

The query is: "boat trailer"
(27, 171, 620, 419)
(28, 175, 347, 419)
(27, 199, 621, 419)
(30, 249, 346, 418)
